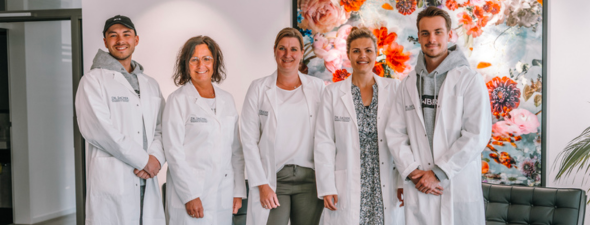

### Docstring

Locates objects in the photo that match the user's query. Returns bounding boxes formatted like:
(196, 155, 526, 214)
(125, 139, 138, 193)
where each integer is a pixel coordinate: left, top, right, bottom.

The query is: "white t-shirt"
(274, 86, 314, 172)
(203, 97, 216, 113)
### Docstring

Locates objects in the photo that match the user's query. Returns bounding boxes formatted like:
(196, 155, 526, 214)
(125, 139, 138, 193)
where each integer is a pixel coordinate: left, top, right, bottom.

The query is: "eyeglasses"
(189, 56, 213, 65)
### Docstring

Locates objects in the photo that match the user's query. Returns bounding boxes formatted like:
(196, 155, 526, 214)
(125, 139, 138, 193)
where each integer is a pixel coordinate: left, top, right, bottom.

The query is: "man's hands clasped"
(134, 155, 161, 179)
(409, 169, 444, 196)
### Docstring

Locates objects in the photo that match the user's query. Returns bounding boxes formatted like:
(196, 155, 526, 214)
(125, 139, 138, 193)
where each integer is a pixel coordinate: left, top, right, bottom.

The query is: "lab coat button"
(225, 174, 227, 177)
(380, 139, 383, 142)
(310, 115, 312, 117)
(137, 131, 140, 134)
(382, 162, 384, 164)
(428, 163, 431, 165)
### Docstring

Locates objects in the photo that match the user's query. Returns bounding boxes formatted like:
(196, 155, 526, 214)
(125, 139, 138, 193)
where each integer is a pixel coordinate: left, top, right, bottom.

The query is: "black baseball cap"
(103, 15, 137, 37)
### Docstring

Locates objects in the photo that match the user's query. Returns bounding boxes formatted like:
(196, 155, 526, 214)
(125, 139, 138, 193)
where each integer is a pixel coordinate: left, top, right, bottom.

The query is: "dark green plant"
(554, 126, 590, 204)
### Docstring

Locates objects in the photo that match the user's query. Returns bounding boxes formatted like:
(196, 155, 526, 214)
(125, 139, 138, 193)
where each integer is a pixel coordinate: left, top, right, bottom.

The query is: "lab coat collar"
(339, 76, 358, 129)
(183, 81, 223, 122)
(263, 71, 279, 121)
(405, 71, 426, 129)
(112, 71, 139, 96)
(373, 74, 389, 120)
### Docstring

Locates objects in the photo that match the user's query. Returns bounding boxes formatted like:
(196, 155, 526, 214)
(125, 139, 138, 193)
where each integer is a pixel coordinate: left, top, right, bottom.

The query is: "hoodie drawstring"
(419, 69, 425, 102)
(433, 71, 438, 108)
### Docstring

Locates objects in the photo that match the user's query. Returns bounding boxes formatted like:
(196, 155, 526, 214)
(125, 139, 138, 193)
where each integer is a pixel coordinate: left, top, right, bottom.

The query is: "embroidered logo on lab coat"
(190, 117, 207, 123)
(258, 110, 268, 116)
(111, 96, 129, 102)
(334, 116, 351, 122)
(405, 105, 415, 111)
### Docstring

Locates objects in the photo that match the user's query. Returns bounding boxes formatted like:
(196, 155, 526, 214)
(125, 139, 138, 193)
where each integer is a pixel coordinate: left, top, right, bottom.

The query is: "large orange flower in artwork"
(372, 27, 411, 74)
(340, 0, 366, 12)
(332, 69, 351, 82)
(383, 43, 411, 73)
(373, 27, 398, 49)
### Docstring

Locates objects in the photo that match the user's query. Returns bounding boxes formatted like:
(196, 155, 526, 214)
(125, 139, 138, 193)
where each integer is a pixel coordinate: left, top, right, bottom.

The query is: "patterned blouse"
(352, 83, 384, 225)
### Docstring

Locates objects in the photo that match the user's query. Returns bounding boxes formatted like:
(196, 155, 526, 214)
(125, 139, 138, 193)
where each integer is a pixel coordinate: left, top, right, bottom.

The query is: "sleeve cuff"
(432, 165, 449, 181)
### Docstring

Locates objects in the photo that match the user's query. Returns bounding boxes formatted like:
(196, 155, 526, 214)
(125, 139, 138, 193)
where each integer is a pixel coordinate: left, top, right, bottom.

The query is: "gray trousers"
(140, 184, 145, 225)
(266, 165, 323, 225)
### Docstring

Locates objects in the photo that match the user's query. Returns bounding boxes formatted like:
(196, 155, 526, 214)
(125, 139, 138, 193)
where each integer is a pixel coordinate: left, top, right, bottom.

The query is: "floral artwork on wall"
(294, 0, 545, 186)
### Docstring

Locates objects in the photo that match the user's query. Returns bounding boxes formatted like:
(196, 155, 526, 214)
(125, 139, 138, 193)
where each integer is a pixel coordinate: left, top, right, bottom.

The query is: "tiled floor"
(11, 213, 75, 225)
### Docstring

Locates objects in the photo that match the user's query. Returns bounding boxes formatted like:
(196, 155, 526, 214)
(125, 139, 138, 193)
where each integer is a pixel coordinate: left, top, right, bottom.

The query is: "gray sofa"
(483, 183, 586, 225)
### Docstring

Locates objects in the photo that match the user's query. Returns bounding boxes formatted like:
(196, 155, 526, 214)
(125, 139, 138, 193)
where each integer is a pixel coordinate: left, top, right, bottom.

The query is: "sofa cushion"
(483, 183, 586, 225)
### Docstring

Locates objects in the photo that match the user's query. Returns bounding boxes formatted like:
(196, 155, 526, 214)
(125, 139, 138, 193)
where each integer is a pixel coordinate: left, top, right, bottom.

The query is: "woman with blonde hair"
(241, 27, 325, 225)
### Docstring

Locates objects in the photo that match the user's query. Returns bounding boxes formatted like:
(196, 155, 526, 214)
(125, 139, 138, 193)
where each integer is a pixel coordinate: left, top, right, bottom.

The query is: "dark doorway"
(0, 28, 12, 224)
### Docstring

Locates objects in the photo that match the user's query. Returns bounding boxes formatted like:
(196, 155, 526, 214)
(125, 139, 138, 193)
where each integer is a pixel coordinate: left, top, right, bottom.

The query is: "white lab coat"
(240, 72, 325, 225)
(75, 68, 166, 225)
(385, 67, 492, 225)
(314, 74, 404, 225)
(162, 82, 247, 225)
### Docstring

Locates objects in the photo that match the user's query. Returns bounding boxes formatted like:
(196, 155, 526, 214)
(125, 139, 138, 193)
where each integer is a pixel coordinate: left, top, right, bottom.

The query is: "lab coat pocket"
(90, 157, 124, 196)
(322, 170, 350, 224)
(334, 170, 348, 210)
(403, 179, 420, 211)
(220, 171, 234, 210)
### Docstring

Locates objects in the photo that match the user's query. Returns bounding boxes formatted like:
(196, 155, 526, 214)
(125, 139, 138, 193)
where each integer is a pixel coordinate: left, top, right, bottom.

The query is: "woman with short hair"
(241, 27, 325, 225)
(163, 35, 246, 224)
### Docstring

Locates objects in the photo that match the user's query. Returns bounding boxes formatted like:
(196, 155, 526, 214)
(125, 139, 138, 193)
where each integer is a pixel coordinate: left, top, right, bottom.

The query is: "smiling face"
(418, 16, 453, 59)
(274, 37, 303, 74)
(103, 24, 138, 61)
(348, 37, 377, 75)
(189, 44, 214, 83)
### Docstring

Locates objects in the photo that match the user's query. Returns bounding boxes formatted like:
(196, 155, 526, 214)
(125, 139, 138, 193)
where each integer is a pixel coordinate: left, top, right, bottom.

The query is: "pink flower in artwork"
(324, 49, 344, 73)
(313, 25, 352, 72)
(313, 33, 331, 59)
(492, 121, 521, 137)
(506, 108, 540, 135)
(337, 24, 353, 39)
(299, 0, 350, 34)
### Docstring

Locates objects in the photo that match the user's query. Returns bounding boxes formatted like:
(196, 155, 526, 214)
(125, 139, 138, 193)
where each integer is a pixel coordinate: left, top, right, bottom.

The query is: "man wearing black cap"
(75, 15, 166, 225)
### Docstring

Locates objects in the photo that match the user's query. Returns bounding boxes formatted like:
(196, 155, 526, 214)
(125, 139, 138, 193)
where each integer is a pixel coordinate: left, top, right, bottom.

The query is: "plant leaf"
(554, 126, 590, 182)
(534, 95, 542, 107)
(418, 0, 424, 8)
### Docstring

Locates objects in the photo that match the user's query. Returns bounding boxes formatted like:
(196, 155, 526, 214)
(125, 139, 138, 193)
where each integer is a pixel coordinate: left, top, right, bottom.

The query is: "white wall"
(546, 0, 590, 223)
(82, 0, 292, 191)
(2, 19, 76, 225)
